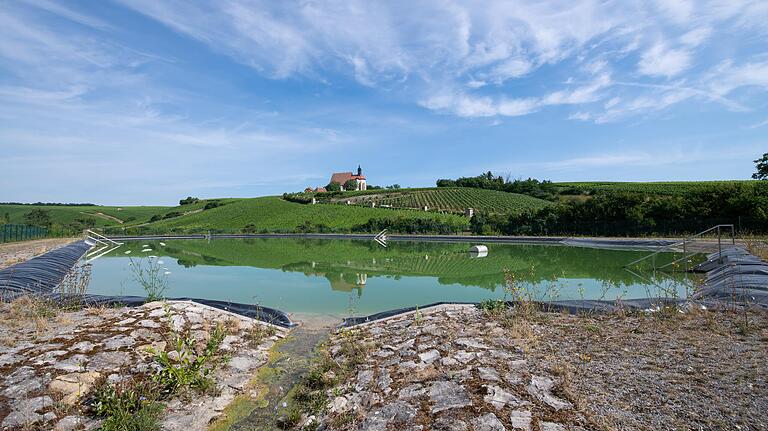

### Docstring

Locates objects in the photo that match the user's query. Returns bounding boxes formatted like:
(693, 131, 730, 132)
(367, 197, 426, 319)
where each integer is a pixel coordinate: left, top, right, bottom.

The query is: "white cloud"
(679, 27, 712, 47)
(638, 42, 692, 78)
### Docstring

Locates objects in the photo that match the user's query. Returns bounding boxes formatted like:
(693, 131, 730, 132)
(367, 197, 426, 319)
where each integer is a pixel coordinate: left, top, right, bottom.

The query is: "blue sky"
(1, 0, 767, 205)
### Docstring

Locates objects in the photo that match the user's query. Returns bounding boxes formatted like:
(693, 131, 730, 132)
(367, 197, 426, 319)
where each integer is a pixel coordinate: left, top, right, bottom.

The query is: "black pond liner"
(0, 241, 294, 328)
(338, 298, 687, 327)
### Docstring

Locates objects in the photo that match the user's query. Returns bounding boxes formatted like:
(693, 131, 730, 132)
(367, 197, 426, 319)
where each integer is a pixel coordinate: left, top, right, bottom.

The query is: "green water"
(86, 238, 699, 316)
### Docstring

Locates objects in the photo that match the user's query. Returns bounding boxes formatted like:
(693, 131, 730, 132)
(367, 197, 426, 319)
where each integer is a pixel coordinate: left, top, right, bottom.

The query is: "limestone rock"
(484, 385, 525, 409)
(49, 372, 101, 405)
(527, 376, 572, 411)
(470, 413, 506, 431)
(509, 410, 532, 430)
(429, 381, 471, 413)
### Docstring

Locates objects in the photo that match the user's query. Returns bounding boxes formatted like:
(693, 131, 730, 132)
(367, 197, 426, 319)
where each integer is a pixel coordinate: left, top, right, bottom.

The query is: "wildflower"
(124, 250, 131, 254)
(159, 242, 166, 246)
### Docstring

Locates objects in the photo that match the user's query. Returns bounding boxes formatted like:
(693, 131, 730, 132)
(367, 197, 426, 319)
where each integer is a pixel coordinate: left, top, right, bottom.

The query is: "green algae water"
(86, 238, 700, 316)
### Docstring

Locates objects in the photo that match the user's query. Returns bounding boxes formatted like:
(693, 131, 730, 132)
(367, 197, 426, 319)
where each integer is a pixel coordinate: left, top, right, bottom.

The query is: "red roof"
(330, 172, 365, 184)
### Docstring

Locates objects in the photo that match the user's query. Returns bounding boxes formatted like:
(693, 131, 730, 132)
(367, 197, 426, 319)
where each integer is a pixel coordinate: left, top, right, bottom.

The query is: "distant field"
(145, 196, 469, 233)
(0, 205, 147, 228)
(554, 180, 765, 196)
(334, 187, 552, 214)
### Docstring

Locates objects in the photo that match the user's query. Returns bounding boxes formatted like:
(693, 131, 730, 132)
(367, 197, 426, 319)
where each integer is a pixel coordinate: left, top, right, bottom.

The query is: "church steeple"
(357, 165, 362, 176)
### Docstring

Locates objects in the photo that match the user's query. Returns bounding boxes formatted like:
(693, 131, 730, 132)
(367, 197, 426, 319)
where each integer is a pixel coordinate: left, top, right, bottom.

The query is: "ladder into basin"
(624, 224, 735, 272)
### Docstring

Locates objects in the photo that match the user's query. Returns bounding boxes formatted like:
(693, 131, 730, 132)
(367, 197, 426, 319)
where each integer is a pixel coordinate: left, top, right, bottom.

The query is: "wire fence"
(0, 224, 49, 243)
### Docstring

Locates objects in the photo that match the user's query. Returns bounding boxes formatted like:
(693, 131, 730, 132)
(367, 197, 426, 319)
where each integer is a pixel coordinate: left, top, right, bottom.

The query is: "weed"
(150, 306, 227, 398)
(88, 377, 164, 431)
(129, 256, 169, 302)
(245, 323, 277, 348)
(478, 298, 507, 316)
(57, 263, 92, 310)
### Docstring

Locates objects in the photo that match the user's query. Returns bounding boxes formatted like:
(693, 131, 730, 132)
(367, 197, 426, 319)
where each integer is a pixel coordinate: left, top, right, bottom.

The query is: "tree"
(326, 182, 342, 192)
(343, 179, 358, 191)
(24, 209, 52, 227)
(179, 196, 199, 205)
(753, 152, 768, 180)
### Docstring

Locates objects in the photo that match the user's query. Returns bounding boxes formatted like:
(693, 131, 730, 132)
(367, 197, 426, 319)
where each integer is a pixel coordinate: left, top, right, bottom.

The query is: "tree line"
(470, 182, 768, 236)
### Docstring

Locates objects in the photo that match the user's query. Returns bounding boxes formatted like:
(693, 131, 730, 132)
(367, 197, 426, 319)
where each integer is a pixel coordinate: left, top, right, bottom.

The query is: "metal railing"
(0, 224, 48, 243)
(624, 224, 735, 271)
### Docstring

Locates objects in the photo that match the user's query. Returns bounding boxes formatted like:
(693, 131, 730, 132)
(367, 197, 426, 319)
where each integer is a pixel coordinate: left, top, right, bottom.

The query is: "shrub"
(89, 378, 163, 431)
(179, 197, 199, 205)
(150, 312, 227, 398)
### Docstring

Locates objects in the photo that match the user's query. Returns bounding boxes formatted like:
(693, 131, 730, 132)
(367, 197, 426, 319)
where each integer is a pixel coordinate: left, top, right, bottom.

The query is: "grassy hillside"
(0, 204, 166, 227)
(120, 196, 470, 234)
(554, 180, 766, 196)
(331, 187, 551, 214)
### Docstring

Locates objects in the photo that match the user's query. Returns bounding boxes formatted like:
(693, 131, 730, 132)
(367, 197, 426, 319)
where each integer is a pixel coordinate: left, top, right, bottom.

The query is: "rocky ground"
(0, 299, 286, 430)
(0, 238, 77, 270)
(316, 304, 768, 431)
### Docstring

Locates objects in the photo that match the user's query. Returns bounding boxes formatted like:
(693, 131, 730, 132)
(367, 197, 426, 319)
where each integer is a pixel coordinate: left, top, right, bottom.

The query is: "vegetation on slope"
(108, 196, 470, 235)
(317, 187, 552, 215)
(472, 181, 768, 236)
(554, 180, 766, 196)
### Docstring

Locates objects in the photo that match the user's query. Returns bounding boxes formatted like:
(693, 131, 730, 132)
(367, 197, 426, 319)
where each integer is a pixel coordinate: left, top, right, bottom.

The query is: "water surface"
(86, 238, 700, 316)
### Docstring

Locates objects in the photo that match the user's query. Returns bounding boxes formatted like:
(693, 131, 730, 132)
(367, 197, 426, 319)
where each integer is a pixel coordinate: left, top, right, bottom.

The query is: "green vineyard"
(343, 188, 552, 215)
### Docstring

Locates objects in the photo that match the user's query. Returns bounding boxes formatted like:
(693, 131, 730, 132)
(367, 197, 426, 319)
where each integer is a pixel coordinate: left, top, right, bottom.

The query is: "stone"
(398, 384, 427, 400)
(32, 349, 68, 365)
(329, 396, 349, 414)
(432, 416, 468, 431)
(540, 422, 566, 431)
(116, 317, 136, 325)
(454, 351, 475, 363)
(470, 413, 506, 431)
(509, 410, 532, 430)
(170, 315, 186, 331)
(228, 355, 261, 372)
(418, 349, 440, 364)
(1, 396, 54, 429)
(0, 396, 56, 429)
(148, 308, 166, 317)
(441, 357, 459, 367)
(88, 351, 130, 372)
(478, 367, 501, 381)
(429, 381, 472, 413)
(103, 335, 136, 350)
(376, 367, 392, 393)
(0, 352, 23, 367)
(454, 338, 489, 349)
(2, 367, 42, 398)
(54, 415, 98, 431)
(356, 369, 374, 391)
(484, 385, 525, 410)
(71, 341, 97, 353)
(527, 376, 572, 411)
(49, 372, 101, 405)
(138, 319, 161, 328)
(359, 402, 417, 431)
(53, 354, 89, 372)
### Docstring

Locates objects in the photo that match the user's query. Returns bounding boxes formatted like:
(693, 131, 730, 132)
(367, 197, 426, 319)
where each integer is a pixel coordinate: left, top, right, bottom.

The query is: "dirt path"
(0, 237, 78, 269)
(80, 211, 123, 224)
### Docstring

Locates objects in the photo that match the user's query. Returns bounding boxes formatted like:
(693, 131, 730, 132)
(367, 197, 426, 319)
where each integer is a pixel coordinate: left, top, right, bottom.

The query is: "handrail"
(85, 229, 123, 246)
(624, 224, 735, 270)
